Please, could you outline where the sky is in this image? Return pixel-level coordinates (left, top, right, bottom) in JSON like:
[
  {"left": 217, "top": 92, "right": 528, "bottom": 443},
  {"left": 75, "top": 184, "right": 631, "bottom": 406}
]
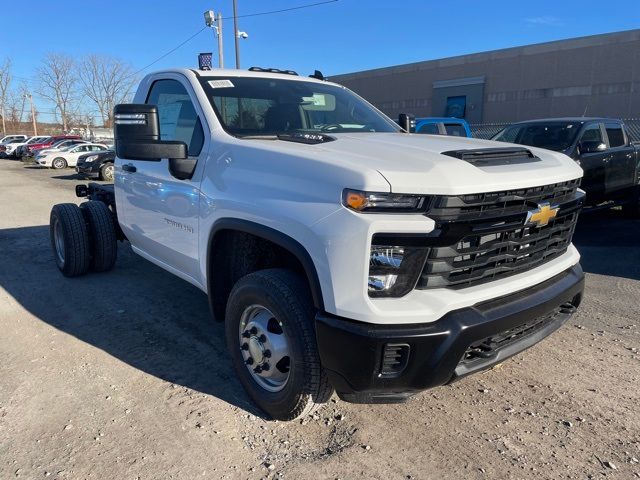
[{"left": 2, "top": 0, "right": 639, "bottom": 123}]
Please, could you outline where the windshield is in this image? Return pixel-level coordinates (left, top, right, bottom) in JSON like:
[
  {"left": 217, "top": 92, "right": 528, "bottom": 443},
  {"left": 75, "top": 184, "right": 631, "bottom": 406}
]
[
  {"left": 199, "top": 77, "right": 400, "bottom": 137},
  {"left": 492, "top": 122, "right": 581, "bottom": 151}
]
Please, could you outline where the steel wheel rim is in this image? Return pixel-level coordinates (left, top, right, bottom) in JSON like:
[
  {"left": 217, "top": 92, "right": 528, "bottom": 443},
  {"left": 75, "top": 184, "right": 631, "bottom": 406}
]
[
  {"left": 238, "top": 305, "right": 291, "bottom": 392},
  {"left": 53, "top": 217, "right": 65, "bottom": 265}
]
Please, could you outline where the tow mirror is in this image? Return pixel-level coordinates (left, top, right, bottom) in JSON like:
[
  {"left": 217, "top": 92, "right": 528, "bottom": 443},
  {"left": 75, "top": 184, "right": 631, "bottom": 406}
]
[
  {"left": 578, "top": 141, "right": 606, "bottom": 154},
  {"left": 113, "top": 104, "right": 187, "bottom": 161},
  {"left": 397, "top": 113, "right": 416, "bottom": 133}
]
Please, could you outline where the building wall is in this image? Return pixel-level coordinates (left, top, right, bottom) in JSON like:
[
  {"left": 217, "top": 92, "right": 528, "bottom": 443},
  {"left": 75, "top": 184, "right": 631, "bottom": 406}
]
[{"left": 331, "top": 29, "right": 640, "bottom": 123}]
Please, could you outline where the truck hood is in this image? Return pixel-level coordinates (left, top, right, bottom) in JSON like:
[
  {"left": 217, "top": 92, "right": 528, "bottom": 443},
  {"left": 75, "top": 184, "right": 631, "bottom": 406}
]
[{"left": 306, "top": 133, "right": 583, "bottom": 195}]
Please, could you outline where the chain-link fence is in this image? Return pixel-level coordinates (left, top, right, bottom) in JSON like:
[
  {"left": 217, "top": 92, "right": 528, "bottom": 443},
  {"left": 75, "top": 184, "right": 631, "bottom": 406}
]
[{"left": 470, "top": 119, "right": 640, "bottom": 142}]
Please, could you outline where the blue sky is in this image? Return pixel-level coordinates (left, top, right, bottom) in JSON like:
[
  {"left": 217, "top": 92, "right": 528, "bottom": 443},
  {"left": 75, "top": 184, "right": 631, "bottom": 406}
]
[{"left": 2, "top": 0, "right": 639, "bottom": 121}]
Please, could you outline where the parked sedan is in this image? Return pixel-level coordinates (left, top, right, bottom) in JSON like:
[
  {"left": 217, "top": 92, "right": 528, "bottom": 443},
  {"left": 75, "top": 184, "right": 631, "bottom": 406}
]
[
  {"left": 37, "top": 138, "right": 88, "bottom": 157},
  {"left": 35, "top": 144, "right": 108, "bottom": 169},
  {"left": 76, "top": 149, "right": 115, "bottom": 181}
]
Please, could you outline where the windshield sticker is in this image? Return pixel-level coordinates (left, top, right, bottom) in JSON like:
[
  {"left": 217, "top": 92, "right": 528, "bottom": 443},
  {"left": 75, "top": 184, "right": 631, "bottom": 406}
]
[{"left": 208, "top": 79, "right": 235, "bottom": 89}]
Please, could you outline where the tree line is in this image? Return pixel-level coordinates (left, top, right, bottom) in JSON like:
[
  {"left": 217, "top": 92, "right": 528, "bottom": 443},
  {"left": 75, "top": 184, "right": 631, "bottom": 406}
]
[{"left": 0, "top": 53, "right": 138, "bottom": 134}]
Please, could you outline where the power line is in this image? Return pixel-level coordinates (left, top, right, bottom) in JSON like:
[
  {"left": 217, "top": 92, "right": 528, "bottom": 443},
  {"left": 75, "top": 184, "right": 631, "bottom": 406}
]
[
  {"left": 125, "top": 26, "right": 208, "bottom": 79},
  {"left": 6, "top": 0, "right": 341, "bottom": 94},
  {"left": 221, "top": 0, "right": 338, "bottom": 20}
]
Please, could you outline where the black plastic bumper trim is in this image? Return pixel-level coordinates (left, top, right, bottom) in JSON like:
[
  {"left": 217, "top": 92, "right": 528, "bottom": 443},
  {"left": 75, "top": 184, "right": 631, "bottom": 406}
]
[{"left": 315, "top": 264, "right": 584, "bottom": 403}]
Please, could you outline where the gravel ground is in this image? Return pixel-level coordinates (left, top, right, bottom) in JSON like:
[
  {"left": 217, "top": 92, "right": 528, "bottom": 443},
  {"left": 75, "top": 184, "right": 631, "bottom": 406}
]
[{"left": 0, "top": 159, "right": 639, "bottom": 480}]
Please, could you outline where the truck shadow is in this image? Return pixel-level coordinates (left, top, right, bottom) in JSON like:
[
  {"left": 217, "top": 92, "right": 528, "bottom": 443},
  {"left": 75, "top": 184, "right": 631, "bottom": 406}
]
[
  {"left": 0, "top": 213, "right": 636, "bottom": 418},
  {"left": 573, "top": 208, "right": 640, "bottom": 281},
  {"left": 0, "top": 225, "right": 262, "bottom": 417}
]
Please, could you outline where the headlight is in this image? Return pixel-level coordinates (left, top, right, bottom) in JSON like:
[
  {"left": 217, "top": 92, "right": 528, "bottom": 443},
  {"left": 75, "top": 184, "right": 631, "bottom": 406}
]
[
  {"left": 368, "top": 235, "right": 430, "bottom": 298},
  {"left": 84, "top": 155, "right": 98, "bottom": 162},
  {"left": 343, "top": 189, "right": 429, "bottom": 213}
]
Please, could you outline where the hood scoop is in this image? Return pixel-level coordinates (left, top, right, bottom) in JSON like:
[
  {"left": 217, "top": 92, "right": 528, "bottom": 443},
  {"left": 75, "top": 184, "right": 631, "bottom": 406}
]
[{"left": 441, "top": 147, "right": 541, "bottom": 166}]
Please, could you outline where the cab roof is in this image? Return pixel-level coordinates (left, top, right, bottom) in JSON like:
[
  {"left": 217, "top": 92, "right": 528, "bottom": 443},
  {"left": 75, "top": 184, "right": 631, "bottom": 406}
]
[{"left": 152, "top": 67, "right": 339, "bottom": 87}]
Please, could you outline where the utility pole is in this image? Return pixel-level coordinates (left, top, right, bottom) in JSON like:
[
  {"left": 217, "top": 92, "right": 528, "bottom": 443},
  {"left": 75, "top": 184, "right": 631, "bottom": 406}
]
[
  {"left": 216, "top": 12, "right": 224, "bottom": 68},
  {"left": 233, "top": 0, "right": 240, "bottom": 69},
  {"left": 24, "top": 93, "right": 37, "bottom": 136}
]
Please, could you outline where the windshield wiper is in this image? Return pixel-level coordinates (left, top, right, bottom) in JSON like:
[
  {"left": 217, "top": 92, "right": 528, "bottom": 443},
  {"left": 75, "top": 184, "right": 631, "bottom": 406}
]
[
  {"left": 237, "top": 134, "right": 279, "bottom": 140},
  {"left": 277, "top": 133, "right": 336, "bottom": 145}
]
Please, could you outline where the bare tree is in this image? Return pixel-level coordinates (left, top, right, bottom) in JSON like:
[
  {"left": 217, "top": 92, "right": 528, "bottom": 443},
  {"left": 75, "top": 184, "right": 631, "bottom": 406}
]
[
  {"left": 0, "top": 57, "right": 12, "bottom": 134},
  {"left": 37, "top": 53, "right": 77, "bottom": 131},
  {"left": 78, "top": 54, "right": 137, "bottom": 128}
]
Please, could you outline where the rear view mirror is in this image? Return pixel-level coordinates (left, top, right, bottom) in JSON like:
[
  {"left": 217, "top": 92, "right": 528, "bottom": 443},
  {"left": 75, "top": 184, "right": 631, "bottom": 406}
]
[
  {"left": 114, "top": 104, "right": 187, "bottom": 161},
  {"left": 578, "top": 141, "right": 606, "bottom": 154}
]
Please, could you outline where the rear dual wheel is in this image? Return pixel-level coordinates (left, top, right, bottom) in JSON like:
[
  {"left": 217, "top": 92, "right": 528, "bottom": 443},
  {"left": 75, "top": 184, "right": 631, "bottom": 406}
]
[{"left": 49, "top": 201, "right": 117, "bottom": 277}]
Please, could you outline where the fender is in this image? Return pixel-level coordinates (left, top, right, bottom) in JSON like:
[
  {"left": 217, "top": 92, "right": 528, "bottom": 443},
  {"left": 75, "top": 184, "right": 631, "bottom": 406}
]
[{"left": 206, "top": 218, "right": 325, "bottom": 311}]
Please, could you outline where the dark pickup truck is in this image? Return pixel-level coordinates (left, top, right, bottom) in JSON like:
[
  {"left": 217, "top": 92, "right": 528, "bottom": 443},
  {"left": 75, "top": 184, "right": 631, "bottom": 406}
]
[{"left": 493, "top": 118, "right": 640, "bottom": 215}]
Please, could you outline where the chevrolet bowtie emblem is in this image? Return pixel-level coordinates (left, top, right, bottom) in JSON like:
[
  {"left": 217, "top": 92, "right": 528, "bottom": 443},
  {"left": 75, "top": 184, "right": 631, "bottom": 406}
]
[{"left": 526, "top": 202, "right": 559, "bottom": 227}]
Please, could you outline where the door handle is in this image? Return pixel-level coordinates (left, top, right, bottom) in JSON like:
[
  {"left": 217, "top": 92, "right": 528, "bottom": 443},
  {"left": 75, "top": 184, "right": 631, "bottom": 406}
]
[{"left": 122, "top": 164, "right": 137, "bottom": 173}]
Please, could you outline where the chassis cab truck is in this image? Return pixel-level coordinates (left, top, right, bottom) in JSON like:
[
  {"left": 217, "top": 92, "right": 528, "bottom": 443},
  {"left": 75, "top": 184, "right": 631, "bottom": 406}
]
[{"left": 49, "top": 67, "right": 585, "bottom": 420}]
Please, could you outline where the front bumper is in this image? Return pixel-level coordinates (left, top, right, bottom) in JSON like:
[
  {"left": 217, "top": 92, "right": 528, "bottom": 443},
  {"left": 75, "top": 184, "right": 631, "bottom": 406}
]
[
  {"left": 76, "top": 164, "right": 100, "bottom": 177},
  {"left": 316, "top": 264, "right": 584, "bottom": 403}
]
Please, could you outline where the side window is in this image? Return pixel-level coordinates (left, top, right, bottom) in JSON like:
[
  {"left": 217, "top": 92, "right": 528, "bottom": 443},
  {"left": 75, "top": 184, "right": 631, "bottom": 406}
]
[
  {"left": 417, "top": 123, "right": 439, "bottom": 135},
  {"left": 444, "top": 123, "right": 467, "bottom": 137},
  {"left": 146, "top": 79, "right": 204, "bottom": 156},
  {"left": 605, "top": 123, "right": 625, "bottom": 148},
  {"left": 579, "top": 124, "right": 603, "bottom": 144}
]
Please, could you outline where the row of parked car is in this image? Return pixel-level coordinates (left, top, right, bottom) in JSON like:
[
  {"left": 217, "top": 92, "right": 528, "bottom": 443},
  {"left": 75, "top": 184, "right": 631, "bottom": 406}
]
[{"left": 0, "top": 134, "right": 116, "bottom": 181}]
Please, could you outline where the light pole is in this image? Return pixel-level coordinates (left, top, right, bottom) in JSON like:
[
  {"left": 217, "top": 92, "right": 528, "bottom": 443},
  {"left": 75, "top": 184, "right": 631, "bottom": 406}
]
[
  {"left": 204, "top": 10, "right": 224, "bottom": 68},
  {"left": 233, "top": 0, "right": 240, "bottom": 69},
  {"left": 23, "top": 93, "right": 37, "bottom": 136}
]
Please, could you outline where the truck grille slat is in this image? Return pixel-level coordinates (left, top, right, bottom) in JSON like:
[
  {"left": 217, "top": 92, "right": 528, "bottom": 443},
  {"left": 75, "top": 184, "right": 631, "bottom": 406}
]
[{"left": 417, "top": 180, "right": 583, "bottom": 290}]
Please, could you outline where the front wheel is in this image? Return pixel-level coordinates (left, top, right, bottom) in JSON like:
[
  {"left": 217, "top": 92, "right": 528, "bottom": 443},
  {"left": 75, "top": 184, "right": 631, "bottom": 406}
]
[
  {"left": 51, "top": 157, "right": 67, "bottom": 169},
  {"left": 100, "top": 163, "right": 114, "bottom": 182},
  {"left": 225, "top": 269, "right": 333, "bottom": 420}
]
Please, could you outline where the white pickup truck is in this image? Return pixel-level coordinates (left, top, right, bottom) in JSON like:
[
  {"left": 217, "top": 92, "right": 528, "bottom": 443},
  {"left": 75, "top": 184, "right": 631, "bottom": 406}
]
[{"left": 49, "top": 67, "right": 585, "bottom": 420}]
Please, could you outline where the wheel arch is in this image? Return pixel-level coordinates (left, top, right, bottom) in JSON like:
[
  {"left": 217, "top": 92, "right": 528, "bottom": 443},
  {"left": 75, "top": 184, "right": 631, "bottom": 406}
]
[{"left": 206, "top": 218, "right": 325, "bottom": 320}]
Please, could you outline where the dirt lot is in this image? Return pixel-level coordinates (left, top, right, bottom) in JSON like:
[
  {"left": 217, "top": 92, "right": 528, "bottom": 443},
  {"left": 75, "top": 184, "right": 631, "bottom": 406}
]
[{"left": 0, "top": 159, "right": 639, "bottom": 480}]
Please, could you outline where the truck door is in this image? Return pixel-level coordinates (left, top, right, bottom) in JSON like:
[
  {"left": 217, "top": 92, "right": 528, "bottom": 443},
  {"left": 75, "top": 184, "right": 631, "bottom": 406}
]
[
  {"left": 116, "top": 77, "right": 207, "bottom": 283},
  {"left": 603, "top": 122, "right": 637, "bottom": 194},
  {"left": 576, "top": 123, "right": 607, "bottom": 200}
]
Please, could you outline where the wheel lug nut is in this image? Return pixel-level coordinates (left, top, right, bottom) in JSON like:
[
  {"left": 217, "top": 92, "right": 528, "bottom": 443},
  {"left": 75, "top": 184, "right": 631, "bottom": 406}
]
[
  {"left": 249, "top": 327, "right": 258, "bottom": 335},
  {"left": 241, "top": 330, "right": 250, "bottom": 338},
  {"left": 261, "top": 363, "right": 270, "bottom": 371},
  {"left": 263, "top": 350, "right": 271, "bottom": 358},
  {"left": 259, "top": 334, "right": 267, "bottom": 343},
  {"left": 253, "top": 366, "right": 262, "bottom": 373},
  {"left": 245, "top": 357, "right": 254, "bottom": 365},
  {"left": 241, "top": 343, "right": 249, "bottom": 351}
]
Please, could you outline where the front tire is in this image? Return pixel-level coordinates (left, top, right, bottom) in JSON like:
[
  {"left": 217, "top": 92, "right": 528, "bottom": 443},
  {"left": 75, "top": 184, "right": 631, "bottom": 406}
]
[
  {"left": 225, "top": 269, "right": 333, "bottom": 420},
  {"left": 52, "top": 157, "right": 67, "bottom": 169},
  {"left": 80, "top": 201, "right": 117, "bottom": 272},
  {"left": 50, "top": 204, "right": 90, "bottom": 277},
  {"left": 100, "top": 163, "right": 114, "bottom": 182}
]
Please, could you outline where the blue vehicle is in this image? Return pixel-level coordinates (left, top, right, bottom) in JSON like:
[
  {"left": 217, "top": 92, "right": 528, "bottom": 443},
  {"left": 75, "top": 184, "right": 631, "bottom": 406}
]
[{"left": 414, "top": 117, "right": 472, "bottom": 137}]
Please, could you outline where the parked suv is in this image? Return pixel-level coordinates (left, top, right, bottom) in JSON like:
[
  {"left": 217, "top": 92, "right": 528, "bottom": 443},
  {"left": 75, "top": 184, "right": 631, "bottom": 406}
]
[
  {"left": 492, "top": 118, "right": 640, "bottom": 214},
  {"left": 49, "top": 68, "right": 585, "bottom": 420},
  {"left": 76, "top": 149, "right": 115, "bottom": 181}
]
